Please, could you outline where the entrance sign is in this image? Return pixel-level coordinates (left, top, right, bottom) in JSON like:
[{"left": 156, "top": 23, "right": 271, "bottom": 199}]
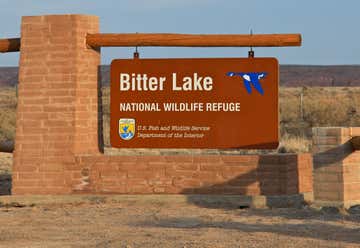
[{"left": 110, "top": 58, "right": 278, "bottom": 149}]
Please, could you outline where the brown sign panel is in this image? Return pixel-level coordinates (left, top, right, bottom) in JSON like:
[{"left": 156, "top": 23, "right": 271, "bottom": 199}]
[{"left": 110, "top": 58, "right": 278, "bottom": 149}]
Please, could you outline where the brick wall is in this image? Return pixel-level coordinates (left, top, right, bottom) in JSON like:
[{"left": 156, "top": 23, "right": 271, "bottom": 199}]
[
  {"left": 313, "top": 127, "right": 360, "bottom": 207},
  {"left": 12, "top": 14, "right": 313, "bottom": 196},
  {"left": 71, "top": 153, "right": 313, "bottom": 195}
]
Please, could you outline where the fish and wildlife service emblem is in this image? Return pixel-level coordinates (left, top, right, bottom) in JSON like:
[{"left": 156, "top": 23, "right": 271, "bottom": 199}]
[{"left": 119, "top": 118, "right": 135, "bottom": 140}]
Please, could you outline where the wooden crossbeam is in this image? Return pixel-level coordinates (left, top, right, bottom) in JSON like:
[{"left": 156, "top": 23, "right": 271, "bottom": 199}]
[
  {"left": 86, "top": 33, "right": 302, "bottom": 47},
  {"left": 0, "top": 33, "right": 301, "bottom": 53},
  {"left": 0, "top": 38, "right": 20, "bottom": 53}
]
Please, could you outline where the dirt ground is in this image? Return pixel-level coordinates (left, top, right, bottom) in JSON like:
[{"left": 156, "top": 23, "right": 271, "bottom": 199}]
[
  {"left": 0, "top": 196, "right": 358, "bottom": 248},
  {"left": 0, "top": 153, "right": 360, "bottom": 247}
]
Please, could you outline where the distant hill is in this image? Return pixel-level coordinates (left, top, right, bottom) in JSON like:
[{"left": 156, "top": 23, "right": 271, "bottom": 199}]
[
  {"left": 280, "top": 65, "right": 360, "bottom": 87},
  {"left": 1, "top": 65, "right": 360, "bottom": 87}
]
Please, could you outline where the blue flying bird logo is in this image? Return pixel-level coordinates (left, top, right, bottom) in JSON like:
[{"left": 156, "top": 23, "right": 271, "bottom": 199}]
[{"left": 227, "top": 72, "right": 267, "bottom": 95}]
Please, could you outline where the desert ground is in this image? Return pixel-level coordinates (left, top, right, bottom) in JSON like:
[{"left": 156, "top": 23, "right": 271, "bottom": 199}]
[
  {"left": 0, "top": 152, "right": 360, "bottom": 247},
  {"left": 0, "top": 193, "right": 360, "bottom": 247}
]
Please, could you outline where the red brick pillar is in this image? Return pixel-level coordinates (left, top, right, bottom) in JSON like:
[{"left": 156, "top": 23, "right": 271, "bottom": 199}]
[
  {"left": 313, "top": 127, "right": 360, "bottom": 208},
  {"left": 12, "top": 15, "right": 100, "bottom": 194}
]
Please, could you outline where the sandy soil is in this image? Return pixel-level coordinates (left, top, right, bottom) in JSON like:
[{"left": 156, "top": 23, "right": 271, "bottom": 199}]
[
  {"left": 0, "top": 197, "right": 359, "bottom": 248},
  {"left": 0, "top": 153, "right": 359, "bottom": 247}
]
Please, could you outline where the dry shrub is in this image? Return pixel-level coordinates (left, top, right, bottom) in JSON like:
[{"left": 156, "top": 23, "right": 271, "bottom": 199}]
[
  {"left": 0, "top": 88, "right": 16, "bottom": 142},
  {"left": 101, "top": 87, "right": 110, "bottom": 115},
  {"left": 278, "top": 134, "right": 311, "bottom": 153},
  {"left": 101, "top": 87, "right": 111, "bottom": 147},
  {"left": 279, "top": 88, "right": 303, "bottom": 136},
  {"left": 0, "top": 110, "right": 15, "bottom": 141},
  {"left": 303, "top": 88, "right": 349, "bottom": 126},
  {"left": 280, "top": 87, "right": 360, "bottom": 137},
  {"left": 103, "top": 115, "right": 110, "bottom": 147}
]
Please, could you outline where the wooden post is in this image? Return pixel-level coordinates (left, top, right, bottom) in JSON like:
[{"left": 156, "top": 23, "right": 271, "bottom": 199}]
[{"left": 86, "top": 33, "right": 302, "bottom": 47}]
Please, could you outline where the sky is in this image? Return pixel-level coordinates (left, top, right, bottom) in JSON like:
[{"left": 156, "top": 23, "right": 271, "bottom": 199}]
[{"left": 0, "top": 0, "right": 359, "bottom": 66}]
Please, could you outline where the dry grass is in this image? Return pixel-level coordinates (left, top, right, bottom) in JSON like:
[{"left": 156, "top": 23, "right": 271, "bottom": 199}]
[
  {"left": 1, "top": 86, "right": 360, "bottom": 154},
  {"left": 280, "top": 87, "right": 360, "bottom": 137},
  {"left": 277, "top": 134, "right": 311, "bottom": 153},
  {"left": 0, "top": 88, "right": 16, "bottom": 142}
]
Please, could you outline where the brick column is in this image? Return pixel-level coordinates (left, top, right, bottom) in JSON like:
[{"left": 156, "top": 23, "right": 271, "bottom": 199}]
[
  {"left": 313, "top": 127, "right": 360, "bottom": 208},
  {"left": 12, "top": 15, "right": 100, "bottom": 194}
]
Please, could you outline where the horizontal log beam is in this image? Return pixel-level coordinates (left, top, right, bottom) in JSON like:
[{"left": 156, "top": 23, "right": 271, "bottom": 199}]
[
  {"left": 0, "top": 38, "right": 20, "bottom": 53},
  {"left": 350, "top": 136, "right": 360, "bottom": 150},
  {"left": 1, "top": 33, "right": 302, "bottom": 53},
  {"left": 86, "top": 33, "right": 302, "bottom": 47}
]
